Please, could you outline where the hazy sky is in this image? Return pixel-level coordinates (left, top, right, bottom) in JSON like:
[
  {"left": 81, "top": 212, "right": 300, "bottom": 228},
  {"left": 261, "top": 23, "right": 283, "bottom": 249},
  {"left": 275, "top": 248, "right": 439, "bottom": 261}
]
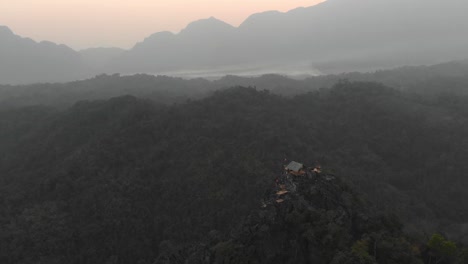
[{"left": 1, "top": 0, "right": 324, "bottom": 50}]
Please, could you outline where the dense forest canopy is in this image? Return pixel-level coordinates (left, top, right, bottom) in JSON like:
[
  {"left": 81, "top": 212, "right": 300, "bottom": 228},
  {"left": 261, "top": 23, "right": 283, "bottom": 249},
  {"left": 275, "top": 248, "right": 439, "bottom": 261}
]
[
  {"left": 1, "top": 60, "right": 468, "bottom": 110},
  {"left": 1, "top": 75, "right": 468, "bottom": 263}
]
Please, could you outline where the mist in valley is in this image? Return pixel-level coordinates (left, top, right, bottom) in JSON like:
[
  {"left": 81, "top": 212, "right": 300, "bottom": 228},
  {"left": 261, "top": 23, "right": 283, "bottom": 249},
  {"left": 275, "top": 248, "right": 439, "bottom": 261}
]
[{"left": 1, "top": 0, "right": 468, "bottom": 263}]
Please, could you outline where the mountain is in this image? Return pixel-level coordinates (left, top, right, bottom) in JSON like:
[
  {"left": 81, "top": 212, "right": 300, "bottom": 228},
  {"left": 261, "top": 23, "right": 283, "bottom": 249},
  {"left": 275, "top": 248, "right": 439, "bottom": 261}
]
[
  {"left": 110, "top": 0, "right": 468, "bottom": 76},
  {"left": 0, "top": 26, "right": 89, "bottom": 84},
  {"left": 2, "top": 60, "right": 468, "bottom": 109},
  {"left": 2, "top": 83, "right": 468, "bottom": 263},
  {"left": 2, "top": 0, "right": 468, "bottom": 84},
  {"left": 0, "top": 74, "right": 215, "bottom": 109},
  {"left": 112, "top": 17, "right": 237, "bottom": 73},
  {"left": 157, "top": 172, "right": 422, "bottom": 264}
]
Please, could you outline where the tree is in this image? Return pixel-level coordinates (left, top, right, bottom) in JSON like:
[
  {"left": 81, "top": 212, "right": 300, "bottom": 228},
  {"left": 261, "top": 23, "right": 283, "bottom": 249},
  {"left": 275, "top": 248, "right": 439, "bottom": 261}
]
[{"left": 427, "top": 233, "right": 457, "bottom": 264}]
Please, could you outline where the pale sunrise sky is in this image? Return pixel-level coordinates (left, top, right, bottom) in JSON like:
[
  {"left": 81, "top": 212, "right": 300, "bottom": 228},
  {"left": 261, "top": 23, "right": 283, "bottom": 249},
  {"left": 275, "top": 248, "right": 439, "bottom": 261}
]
[{"left": 0, "top": 0, "right": 324, "bottom": 50}]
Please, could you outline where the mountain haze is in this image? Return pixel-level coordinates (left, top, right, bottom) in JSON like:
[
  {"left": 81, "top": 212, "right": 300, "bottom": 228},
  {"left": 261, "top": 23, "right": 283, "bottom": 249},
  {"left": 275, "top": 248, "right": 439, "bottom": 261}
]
[
  {"left": 1, "top": 0, "right": 468, "bottom": 84},
  {"left": 3, "top": 60, "right": 468, "bottom": 109},
  {"left": 4, "top": 1, "right": 468, "bottom": 263},
  {"left": 0, "top": 26, "right": 88, "bottom": 84},
  {"left": 3, "top": 84, "right": 468, "bottom": 263},
  {"left": 79, "top": 47, "right": 125, "bottom": 70},
  {"left": 111, "top": 0, "right": 468, "bottom": 75}
]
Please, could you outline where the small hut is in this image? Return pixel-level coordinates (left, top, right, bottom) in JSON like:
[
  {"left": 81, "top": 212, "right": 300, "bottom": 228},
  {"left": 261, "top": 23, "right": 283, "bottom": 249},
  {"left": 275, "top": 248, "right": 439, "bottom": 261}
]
[{"left": 285, "top": 161, "right": 306, "bottom": 176}]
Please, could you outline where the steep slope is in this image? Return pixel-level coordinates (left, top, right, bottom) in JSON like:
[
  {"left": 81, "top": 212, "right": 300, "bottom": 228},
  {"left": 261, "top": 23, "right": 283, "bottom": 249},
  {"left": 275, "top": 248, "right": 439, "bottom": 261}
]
[
  {"left": 0, "top": 26, "right": 89, "bottom": 84},
  {"left": 112, "top": 17, "right": 237, "bottom": 73}
]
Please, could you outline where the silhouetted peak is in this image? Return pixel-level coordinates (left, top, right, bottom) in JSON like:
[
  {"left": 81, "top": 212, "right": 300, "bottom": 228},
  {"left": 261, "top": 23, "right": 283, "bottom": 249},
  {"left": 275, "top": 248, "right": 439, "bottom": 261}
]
[
  {"left": 39, "top": 40, "right": 63, "bottom": 49},
  {"left": 132, "top": 31, "right": 175, "bottom": 49},
  {"left": 146, "top": 31, "right": 175, "bottom": 41},
  {"left": 287, "top": 0, "right": 333, "bottom": 14},
  {"left": 180, "top": 17, "right": 234, "bottom": 35},
  {"left": 0, "top": 25, "right": 14, "bottom": 37},
  {"left": 239, "top": 10, "right": 283, "bottom": 28}
]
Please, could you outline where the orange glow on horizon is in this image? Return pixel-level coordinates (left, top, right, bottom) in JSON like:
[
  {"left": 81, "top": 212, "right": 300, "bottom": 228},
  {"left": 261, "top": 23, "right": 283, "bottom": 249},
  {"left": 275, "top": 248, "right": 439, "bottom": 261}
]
[{"left": 0, "top": 0, "right": 325, "bottom": 50}]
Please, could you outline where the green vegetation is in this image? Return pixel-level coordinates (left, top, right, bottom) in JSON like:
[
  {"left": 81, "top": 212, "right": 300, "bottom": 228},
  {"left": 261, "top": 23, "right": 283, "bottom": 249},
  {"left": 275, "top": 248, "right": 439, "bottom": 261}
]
[
  {"left": 1, "top": 60, "right": 468, "bottom": 109},
  {"left": 2, "top": 77, "right": 468, "bottom": 263},
  {"left": 351, "top": 240, "right": 373, "bottom": 262},
  {"left": 427, "top": 234, "right": 457, "bottom": 264}
]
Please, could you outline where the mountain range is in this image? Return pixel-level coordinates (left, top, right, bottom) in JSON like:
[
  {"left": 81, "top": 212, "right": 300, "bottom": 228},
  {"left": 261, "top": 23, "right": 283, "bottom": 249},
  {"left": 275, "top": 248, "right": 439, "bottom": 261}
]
[
  {"left": 1, "top": 0, "right": 468, "bottom": 84},
  {"left": 0, "top": 26, "right": 89, "bottom": 84}
]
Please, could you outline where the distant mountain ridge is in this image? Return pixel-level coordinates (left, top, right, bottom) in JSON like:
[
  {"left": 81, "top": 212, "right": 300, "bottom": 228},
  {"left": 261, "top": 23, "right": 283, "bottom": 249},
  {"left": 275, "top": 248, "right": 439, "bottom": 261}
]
[
  {"left": 111, "top": 0, "right": 468, "bottom": 75},
  {"left": 1, "top": 0, "right": 468, "bottom": 84},
  {"left": 0, "top": 25, "right": 88, "bottom": 84}
]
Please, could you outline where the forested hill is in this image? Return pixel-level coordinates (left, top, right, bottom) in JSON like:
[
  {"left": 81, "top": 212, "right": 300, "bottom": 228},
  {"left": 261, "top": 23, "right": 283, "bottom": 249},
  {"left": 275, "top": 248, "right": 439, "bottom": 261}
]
[
  {"left": 157, "top": 171, "right": 423, "bottom": 264},
  {"left": 1, "top": 60, "right": 468, "bottom": 110},
  {"left": 2, "top": 82, "right": 468, "bottom": 263}
]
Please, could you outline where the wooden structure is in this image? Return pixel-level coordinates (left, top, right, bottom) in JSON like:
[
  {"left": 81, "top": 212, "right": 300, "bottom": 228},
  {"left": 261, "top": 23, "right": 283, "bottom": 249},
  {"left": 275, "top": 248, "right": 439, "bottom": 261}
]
[{"left": 285, "top": 161, "right": 306, "bottom": 176}]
